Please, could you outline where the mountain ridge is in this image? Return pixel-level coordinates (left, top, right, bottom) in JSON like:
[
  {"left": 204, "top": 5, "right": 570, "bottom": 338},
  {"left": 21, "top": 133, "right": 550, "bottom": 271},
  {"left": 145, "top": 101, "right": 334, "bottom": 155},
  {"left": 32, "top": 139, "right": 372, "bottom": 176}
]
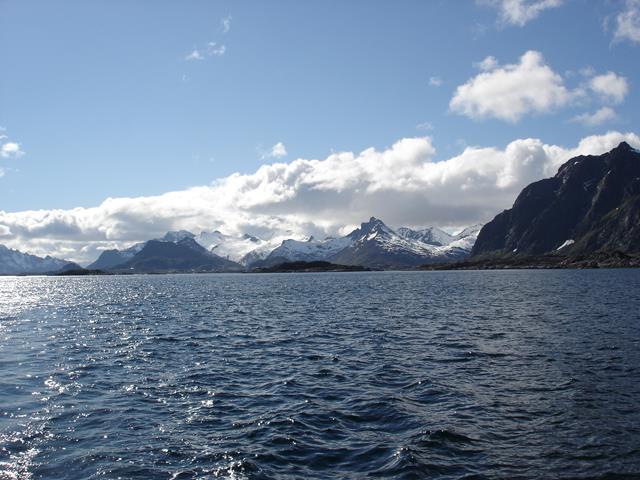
[
  {"left": 472, "top": 142, "right": 640, "bottom": 258},
  {"left": 0, "top": 244, "right": 79, "bottom": 275},
  {"left": 82, "top": 217, "right": 482, "bottom": 272}
]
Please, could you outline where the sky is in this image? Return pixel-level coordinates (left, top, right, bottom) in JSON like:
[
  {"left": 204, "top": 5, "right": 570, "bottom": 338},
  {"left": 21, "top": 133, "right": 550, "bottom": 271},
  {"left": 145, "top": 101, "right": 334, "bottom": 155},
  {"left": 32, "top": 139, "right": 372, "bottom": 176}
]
[{"left": 1, "top": 0, "right": 640, "bottom": 263}]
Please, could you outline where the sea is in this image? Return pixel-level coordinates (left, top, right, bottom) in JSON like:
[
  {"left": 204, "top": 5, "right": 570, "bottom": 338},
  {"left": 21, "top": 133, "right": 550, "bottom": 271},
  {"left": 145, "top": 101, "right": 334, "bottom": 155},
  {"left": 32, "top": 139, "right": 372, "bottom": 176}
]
[{"left": 1, "top": 270, "right": 639, "bottom": 479}]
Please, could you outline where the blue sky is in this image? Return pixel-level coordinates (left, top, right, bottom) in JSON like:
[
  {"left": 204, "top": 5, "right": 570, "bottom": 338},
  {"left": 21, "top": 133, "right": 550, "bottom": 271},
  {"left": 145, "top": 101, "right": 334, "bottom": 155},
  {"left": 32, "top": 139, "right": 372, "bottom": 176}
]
[{"left": 1, "top": 0, "right": 639, "bottom": 262}]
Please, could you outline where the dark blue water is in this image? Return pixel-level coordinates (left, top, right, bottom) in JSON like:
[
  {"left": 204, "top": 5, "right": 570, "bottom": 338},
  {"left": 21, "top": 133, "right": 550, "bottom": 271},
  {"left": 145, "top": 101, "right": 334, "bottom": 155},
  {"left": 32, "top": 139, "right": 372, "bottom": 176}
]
[{"left": 1, "top": 270, "right": 639, "bottom": 479}]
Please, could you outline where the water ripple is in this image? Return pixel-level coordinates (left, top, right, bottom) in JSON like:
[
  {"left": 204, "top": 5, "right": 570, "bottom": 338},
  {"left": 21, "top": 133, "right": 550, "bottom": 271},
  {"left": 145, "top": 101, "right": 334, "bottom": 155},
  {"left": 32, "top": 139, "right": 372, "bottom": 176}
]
[{"left": 0, "top": 270, "right": 639, "bottom": 479}]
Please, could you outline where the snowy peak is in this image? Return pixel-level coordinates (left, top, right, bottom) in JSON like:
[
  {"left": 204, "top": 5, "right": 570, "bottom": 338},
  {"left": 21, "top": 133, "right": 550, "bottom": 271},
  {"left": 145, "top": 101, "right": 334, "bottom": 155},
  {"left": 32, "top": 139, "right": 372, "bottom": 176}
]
[
  {"left": 263, "top": 235, "right": 354, "bottom": 265},
  {"left": 195, "top": 230, "right": 278, "bottom": 264},
  {"left": 355, "top": 217, "right": 394, "bottom": 238},
  {"left": 397, "top": 226, "right": 453, "bottom": 246},
  {"left": 454, "top": 224, "right": 483, "bottom": 240}
]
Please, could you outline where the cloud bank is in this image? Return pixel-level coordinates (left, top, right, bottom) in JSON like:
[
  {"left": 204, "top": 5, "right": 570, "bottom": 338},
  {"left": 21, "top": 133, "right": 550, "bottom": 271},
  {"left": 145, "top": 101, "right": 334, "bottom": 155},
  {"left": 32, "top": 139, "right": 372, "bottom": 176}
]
[{"left": 1, "top": 131, "right": 638, "bottom": 264}]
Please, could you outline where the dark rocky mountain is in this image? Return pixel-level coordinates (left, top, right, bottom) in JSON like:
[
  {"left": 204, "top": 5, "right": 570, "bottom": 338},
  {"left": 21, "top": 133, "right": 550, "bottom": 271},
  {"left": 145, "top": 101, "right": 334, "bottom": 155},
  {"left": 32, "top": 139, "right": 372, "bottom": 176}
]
[
  {"left": 114, "top": 238, "right": 243, "bottom": 273},
  {"left": 87, "top": 244, "right": 144, "bottom": 270},
  {"left": 0, "top": 244, "right": 80, "bottom": 275},
  {"left": 472, "top": 142, "right": 640, "bottom": 258}
]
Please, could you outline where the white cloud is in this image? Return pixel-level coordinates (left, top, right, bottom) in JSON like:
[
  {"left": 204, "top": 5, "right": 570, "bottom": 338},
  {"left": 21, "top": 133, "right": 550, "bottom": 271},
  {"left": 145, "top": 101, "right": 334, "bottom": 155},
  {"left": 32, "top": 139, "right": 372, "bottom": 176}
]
[
  {"left": 1, "top": 142, "right": 23, "bottom": 158},
  {"left": 589, "top": 72, "right": 629, "bottom": 104},
  {"left": 1, "top": 131, "right": 638, "bottom": 264},
  {"left": 185, "top": 43, "right": 226, "bottom": 62},
  {"left": 185, "top": 49, "right": 204, "bottom": 61},
  {"left": 262, "top": 142, "right": 287, "bottom": 159},
  {"left": 571, "top": 107, "right": 617, "bottom": 127},
  {"left": 483, "top": 0, "right": 564, "bottom": 26},
  {"left": 614, "top": 0, "right": 640, "bottom": 44},
  {"left": 450, "top": 50, "right": 575, "bottom": 122},
  {"left": 207, "top": 42, "right": 226, "bottom": 57},
  {"left": 0, "top": 129, "right": 24, "bottom": 161},
  {"left": 474, "top": 55, "right": 499, "bottom": 71},
  {"left": 429, "top": 76, "right": 443, "bottom": 87},
  {"left": 222, "top": 15, "right": 232, "bottom": 34},
  {"left": 0, "top": 225, "right": 10, "bottom": 236}
]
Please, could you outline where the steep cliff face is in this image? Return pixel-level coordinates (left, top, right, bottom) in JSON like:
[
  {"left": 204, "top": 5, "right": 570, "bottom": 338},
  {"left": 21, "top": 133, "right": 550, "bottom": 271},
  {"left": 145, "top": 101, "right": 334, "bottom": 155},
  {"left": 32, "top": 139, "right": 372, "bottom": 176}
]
[{"left": 472, "top": 142, "right": 640, "bottom": 258}]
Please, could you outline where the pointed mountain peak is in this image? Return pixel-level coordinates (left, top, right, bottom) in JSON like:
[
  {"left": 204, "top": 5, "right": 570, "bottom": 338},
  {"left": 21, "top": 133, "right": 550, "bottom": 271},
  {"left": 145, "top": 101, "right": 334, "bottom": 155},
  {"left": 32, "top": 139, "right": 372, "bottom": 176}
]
[
  {"left": 360, "top": 217, "right": 387, "bottom": 230},
  {"left": 355, "top": 217, "right": 395, "bottom": 238},
  {"left": 611, "top": 141, "right": 640, "bottom": 155}
]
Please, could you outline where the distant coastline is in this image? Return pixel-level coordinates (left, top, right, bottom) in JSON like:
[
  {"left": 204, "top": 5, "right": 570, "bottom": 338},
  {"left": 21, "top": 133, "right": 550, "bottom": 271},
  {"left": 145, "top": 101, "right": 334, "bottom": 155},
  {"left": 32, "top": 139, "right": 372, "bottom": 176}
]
[
  {"left": 419, "top": 251, "right": 640, "bottom": 270},
  {"left": 29, "top": 252, "right": 636, "bottom": 276}
]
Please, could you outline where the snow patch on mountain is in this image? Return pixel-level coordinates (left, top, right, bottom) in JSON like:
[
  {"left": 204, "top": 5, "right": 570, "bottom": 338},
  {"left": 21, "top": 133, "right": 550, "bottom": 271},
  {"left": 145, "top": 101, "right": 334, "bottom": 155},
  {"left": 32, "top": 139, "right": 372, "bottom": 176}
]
[
  {"left": 194, "top": 230, "right": 283, "bottom": 265},
  {"left": 265, "top": 235, "right": 355, "bottom": 263}
]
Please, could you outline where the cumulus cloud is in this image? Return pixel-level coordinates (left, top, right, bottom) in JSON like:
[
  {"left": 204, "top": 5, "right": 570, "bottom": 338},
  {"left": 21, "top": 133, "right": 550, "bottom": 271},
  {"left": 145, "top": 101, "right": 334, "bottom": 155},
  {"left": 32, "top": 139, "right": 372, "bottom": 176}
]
[
  {"left": 482, "top": 0, "right": 564, "bottom": 26},
  {"left": 614, "top": 0, "right": 640, "bottom": 44},
  {"left": 571, "top": 107, "right": 617, "bottom": 127},
  {"left": 589, "top": 72, "right": 629, "bottom": 104},
  {"left": 450, "top": 50, "right": 575, "bottom": 122},
  {"left": 1, "top": 131, "right": 638, "bottom": 264}
]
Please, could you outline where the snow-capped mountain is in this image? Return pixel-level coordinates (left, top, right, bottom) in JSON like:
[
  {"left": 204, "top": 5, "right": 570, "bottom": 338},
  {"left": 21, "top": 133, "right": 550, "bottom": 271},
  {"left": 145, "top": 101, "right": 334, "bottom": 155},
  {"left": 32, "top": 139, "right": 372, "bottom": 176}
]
[
  {"left": 330, "top": 217, "right": 470, "bottom": 268},
  {"left": 194, "top": 230, "right": 280, "bottom": 265},
  {"left": 396, "top": 226, "right": 454, "bottom": 246},
  {"left": 261, "top": 235, "right": 355, "bottom": 265},
  {"left": 86, "top": 218, "right": 482, "bottom": 271},
  {"left": 247, "top": 217, "right": 482, "bottom": 269},
  {"left": 0, "top": 244, "right": 78, "bottom": 275},
  {"left": 449, "top": 224, "right": 483, "bottom": 251}
]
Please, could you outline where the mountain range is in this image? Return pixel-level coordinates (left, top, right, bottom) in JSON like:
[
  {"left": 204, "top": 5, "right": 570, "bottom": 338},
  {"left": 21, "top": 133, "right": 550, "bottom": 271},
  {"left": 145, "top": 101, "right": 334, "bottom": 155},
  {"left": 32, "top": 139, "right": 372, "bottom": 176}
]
[
  {"left": 81, "top": 217, "right": 481, "bottom": 273},
  {"left": 0, "top": 217, "right": 481, "bottom": 274},
  {"left": 0, "top": 244, "right": 79, "bottom": 275}
]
